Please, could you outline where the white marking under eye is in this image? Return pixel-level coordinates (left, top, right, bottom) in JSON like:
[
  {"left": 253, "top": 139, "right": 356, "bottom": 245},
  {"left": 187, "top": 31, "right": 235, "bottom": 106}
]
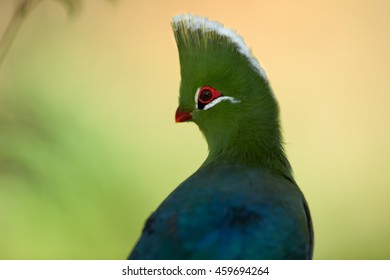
[
  {"left": 194, "top": 87, "right": 241, "bottom": 110},
  {"left": 203, "top": 96, "right": 241, "bottom": 110}
]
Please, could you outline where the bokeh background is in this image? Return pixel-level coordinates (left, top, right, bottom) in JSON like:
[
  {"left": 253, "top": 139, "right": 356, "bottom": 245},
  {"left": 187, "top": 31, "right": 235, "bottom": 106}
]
[{"left": 0, "top": 0, "right": 389, "bottom": 259}]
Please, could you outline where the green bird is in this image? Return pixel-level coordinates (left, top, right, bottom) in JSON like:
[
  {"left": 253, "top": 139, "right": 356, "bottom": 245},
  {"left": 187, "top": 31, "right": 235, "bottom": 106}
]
[{"left": 128, "top": 14, "right": 313, "bottom": 260}]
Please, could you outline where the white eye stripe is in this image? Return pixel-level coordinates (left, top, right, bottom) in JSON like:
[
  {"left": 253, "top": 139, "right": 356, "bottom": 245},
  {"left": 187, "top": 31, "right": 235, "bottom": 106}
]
[
  {"left": 194, "top": 87, "right": 241, "bottom": 110},
  {"left": 203, "top": 96, "right": 240, "bottom": 110},
  {"left": 194, "top": 87, "right": 201, "bottom": 108}
]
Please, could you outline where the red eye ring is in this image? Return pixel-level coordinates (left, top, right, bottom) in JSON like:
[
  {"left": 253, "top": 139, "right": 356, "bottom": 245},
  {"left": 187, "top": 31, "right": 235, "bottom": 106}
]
[{"left": 197, "top": 86, "right": 222, "bottom": 109}]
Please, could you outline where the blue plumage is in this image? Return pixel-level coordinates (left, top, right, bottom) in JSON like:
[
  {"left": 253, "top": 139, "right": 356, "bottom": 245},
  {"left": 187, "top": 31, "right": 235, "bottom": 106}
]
[{"left": 129, "top": 164, "right": 312, "bottom": 259}]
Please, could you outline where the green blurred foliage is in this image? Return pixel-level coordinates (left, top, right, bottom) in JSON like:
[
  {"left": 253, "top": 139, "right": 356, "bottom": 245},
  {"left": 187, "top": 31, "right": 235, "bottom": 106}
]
[
  {"left": 0, "top": 0, "right": 153, "bottom": 259},
  {"left": 0, "top": 87, "right": 149, "bottom": 259}
]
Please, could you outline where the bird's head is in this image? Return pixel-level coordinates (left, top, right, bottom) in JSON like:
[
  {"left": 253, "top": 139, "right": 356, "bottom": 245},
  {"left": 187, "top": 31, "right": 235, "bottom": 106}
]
[{"left": 172, "top": 14, "right": 285, "bottom": 166}]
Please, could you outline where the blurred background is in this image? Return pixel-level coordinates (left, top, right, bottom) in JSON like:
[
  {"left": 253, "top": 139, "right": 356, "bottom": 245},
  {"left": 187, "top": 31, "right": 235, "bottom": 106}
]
[{"left": 0, "top": 0, "right": 389, "bottom": 259}]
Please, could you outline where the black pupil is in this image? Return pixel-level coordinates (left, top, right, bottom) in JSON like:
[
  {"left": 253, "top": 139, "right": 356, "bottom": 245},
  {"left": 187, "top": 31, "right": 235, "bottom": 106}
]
[{"left": 199, "top": 89, "right": 213, "bottom": 102}]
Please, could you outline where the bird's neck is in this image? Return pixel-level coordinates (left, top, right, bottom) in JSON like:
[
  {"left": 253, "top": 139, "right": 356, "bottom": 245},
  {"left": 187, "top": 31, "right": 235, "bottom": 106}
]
[{"left": 201, "top": 117, "right": 293, "bottom": 179}]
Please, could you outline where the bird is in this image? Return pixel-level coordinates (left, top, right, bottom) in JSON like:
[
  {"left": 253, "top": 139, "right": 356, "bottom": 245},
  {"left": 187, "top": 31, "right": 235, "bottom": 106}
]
[{"left": 128, "top": 14, "right": 313, "bottom": 260}]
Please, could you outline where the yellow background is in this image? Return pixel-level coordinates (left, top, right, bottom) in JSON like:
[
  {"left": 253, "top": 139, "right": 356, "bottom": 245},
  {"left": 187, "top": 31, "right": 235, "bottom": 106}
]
[{"left": 0, "top": 0, "right": 389, "bottom": 259}]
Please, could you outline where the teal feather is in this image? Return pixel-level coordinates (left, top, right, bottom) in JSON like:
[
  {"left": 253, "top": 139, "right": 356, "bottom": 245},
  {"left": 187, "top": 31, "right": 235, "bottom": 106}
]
[
  {"left": 128, "top": 14, "right": 313, "bottom": 260},
  {"left": 130, "top": 165, "right": 312, "bottom": 259}
]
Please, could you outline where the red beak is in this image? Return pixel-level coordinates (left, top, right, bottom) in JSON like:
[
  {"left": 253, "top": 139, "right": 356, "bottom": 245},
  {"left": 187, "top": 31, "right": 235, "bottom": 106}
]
[{"left": 175, "top": 108, "right": 192, "bottom": 123}]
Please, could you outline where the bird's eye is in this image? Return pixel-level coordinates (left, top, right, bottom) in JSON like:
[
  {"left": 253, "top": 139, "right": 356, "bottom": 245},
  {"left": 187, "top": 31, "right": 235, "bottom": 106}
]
[
  {"left": 197, "top": 86, "right": 222, "bottom": 110},
  {"left": 199, "top": 89, "right": 213, "bottom": 103}
]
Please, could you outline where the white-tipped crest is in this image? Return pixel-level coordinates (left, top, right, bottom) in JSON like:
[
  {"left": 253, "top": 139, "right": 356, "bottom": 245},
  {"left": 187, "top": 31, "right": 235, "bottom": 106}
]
[{"left": 172, "top": 14, "right": 268, "bottom": 80}]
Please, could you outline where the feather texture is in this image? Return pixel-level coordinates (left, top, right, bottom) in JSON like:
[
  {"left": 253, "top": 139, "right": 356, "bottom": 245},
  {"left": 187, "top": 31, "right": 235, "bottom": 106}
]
[
  {"left": 172, "top": 14, "right": 267, "bottom": 80},
  {"left": 129, "top": 165, "right": 312, "bottom": 259}
]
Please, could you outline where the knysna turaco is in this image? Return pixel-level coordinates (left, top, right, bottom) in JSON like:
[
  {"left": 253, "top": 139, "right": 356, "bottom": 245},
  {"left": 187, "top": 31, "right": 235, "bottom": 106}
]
[{"left": 128, "top": 14, "right": 313, "bottom": 260}]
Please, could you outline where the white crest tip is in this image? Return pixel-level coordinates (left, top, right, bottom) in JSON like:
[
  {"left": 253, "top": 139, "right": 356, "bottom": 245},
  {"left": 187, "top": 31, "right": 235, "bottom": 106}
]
[{"left": 172, "top": 14, "right": 268, "bottom": 81}]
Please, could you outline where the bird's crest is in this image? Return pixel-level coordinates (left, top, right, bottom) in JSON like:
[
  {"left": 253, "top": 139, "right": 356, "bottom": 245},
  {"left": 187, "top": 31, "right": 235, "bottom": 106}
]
[{"left": 171, "top": 14, "right": 268, "bottom": 81}]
